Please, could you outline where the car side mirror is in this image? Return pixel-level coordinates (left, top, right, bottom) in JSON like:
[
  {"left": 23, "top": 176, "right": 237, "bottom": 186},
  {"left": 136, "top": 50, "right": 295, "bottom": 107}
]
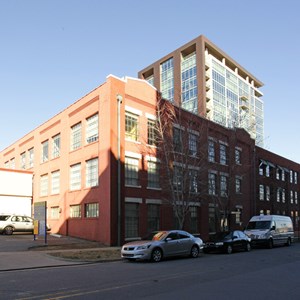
[{"left": 271, "top": 226, "right": 276, "bottom": 231}]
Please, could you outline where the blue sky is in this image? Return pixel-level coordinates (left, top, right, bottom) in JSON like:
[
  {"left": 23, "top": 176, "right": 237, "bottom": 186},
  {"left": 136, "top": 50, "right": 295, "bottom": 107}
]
[{"left": 1, "top": 0, "right": 299, "bottom": 162}]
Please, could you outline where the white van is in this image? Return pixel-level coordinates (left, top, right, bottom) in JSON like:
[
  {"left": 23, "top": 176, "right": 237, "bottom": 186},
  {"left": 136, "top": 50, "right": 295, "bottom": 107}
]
[{"left": 244, "top": 215, "right": 294, "bottom": 248}]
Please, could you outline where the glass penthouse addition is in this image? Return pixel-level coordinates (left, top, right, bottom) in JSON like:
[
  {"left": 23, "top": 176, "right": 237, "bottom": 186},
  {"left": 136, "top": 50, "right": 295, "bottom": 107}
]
[{"left": 138, "top": 35, "right": 264, "bottom": 147}]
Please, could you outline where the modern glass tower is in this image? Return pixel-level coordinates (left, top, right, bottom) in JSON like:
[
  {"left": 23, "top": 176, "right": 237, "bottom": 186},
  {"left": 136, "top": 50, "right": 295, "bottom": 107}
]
[{"left": 138, "top": 35, "right": 264, "bottom": 146}]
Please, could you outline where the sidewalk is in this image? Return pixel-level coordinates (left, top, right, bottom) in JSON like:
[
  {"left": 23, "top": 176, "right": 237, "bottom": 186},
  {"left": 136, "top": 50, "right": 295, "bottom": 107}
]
[{"left": 0, "top": 234, "right": 121, "bottom": 272}]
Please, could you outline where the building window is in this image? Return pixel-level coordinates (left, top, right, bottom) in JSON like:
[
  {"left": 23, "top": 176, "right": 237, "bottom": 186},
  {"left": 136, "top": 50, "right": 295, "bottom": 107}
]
[
  {"left": 295, "top": 172, "right": 298, "bottom": 184},
  {"left": 276, "top": 168, "right": 280, "bottom": 180},
  {"left": 125, "top": 112, "right": 139, "bottom": 141},
  {"left": 20, "top": 152, "right": 26, "bottom": 169},
  {"left": 147, "top": 161, "right": 160, "bottom": 189},
  {"left": 52, "top": 134, "right": 61, "bottom": 159},
  {"left": 10, "top": 158, "right": 15, "bottom": 169},
  {"left": 86, "top": 158, "right": 99, "bottom": 188},
  {"left": 125, "top": 157, "right": 139, "bottom": 186},
  {"left": 266, "top": 186, "right": 270, "bottom": 201},
  {"left": 209, "top": 205, "right": 217, "bottom": 233},
  {"left": 290, "top": 170, "right": 293, "bottom": 184},
  {"left": 125, "top": 203, "right": 139, "bottom": 238},
  {"left": 51, "top": 170, "right": 60, "bottom": 195},
  {"left": 71, "top": 122, "right": 82, "bottom": 151},
  {"left": 208, "top": 172, "right": 217, "bottom": 195},
  {"left": 85, "top": 203, "right": 99, "bottom": 218},
  {"left": 208, "top": 140, "right": 215, "bottom": 162},
  {"left": 220, "top": 175, "right": 228, "bottom": 197},
  {"left": 235, "top": 177, "right": 241, "bottom": 194},
  {"left": 189, "top": 169, "right": 199, "bottom": 193},
  {"left": 189, "top": 133, "right": 198, "bottom": 156},
  {"left": 282, "top": 189, "right": 286, "bottom": 203},
  {"left": 290, "top": 191, "right": 294, "bottom": 204},
  {"left": 277, "top": 188, "right": 280, "bottom": 202},
  {"left": 295, "top": 192, "right": 298, "bottom": 204},
  {"left": 28, "top": 148, "right": 34, "bottom": 168},
  {"left": 181, "top": 52, "right": 197, "bottom": 112},
  {"left": 51, "top": 207, "right": 60, "bottom": 219},
  {"left": 70, "top": 205, "right": 81, "bottom": 218},
  {"left": 86, "top": 113, "right": 99, "bottom": 144},
  {"left": 220, "top": 144, "right": 228, "bottom": 165},
  {"left": 4, "top": 161, "right": 9, "bottom": 168},
  {"left": 40, "top": 174, "right": 48, "bottom": 197},
  {"left": 173, "top": 165, "right": 183, "bottom": 191},
  {"left": 41, "top": 140, "right": 49, "bottom": 163},
  {"left": 235, "top": 148, "right": 241, "bottom": 164},
  {"left": 282, "top": 170, "right": 285, "bottom": 181},
  {"left": 189, "top": 206, "right": 198, "bottom": 233},
  {"left": 70, "top": 163, "right": 81, "bottom": 191},
  {"left": 173, "top": 127, "right": 182, "bottom": 152},
  {"left": 147, "top": 204, "right": 160, "bottom": 233},
  {"left": 160, "top": 58, "right": 174, "bottom": 102},
  {"left": 147, "top": 120, "right": 156, "bottom": 146},
  {"left": 259, "top": 184, "right": 264, "bottom": 201}
]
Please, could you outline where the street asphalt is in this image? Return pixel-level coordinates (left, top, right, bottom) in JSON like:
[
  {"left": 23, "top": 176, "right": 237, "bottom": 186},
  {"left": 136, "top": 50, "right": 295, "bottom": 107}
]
[{"left": 0, "top": 233, "right": 117, "bottom": 272}]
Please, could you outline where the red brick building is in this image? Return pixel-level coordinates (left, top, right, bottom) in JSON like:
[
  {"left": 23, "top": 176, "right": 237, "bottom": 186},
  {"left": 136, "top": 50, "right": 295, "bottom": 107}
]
[{"left": 0, "top": 74, "right": 299, "bottom": 244}]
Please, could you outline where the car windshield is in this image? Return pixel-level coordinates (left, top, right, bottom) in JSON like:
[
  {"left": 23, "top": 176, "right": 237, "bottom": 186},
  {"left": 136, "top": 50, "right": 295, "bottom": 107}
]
[
  {"left": 246, "top": 221, "right": 271, "bottom": 230},
  {"left": 210, "top": 232, "right": 232, "bottom": 241}
]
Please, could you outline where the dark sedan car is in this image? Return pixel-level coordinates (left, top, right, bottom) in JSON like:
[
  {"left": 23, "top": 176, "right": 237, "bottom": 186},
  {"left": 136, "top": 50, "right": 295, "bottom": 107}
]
[{"left": 203, "top": 230, "right": 251, "bottom": 254}]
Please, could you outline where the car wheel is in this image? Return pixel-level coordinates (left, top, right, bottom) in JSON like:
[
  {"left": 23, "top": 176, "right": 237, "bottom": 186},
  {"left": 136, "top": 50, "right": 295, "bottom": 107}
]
[
  {"left": 151, "top": 248, "right": 163, "bottom": 262},
  {"left": 245, "top": 242, "right": 251, "bottom": 252},
  {"left": 226, "top": 245, "right": 233, "bottom": 254},
  {"left": 4, "top": 226, "right": 13, "bottom": 235},
  {"left": 267, "top": 239, "right": 273, "bottom": 249},
  {"left": 285, "top": 238, "right": 291, "bottom": 247},
  {"left": 190, "top": 245, "right": 199, "bottom": 258}
]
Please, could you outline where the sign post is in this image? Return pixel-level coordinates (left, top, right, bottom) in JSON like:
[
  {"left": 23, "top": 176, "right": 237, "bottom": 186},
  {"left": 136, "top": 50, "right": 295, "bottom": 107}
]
[{"left": 33, "top": 201, "right": 47, "bottom": 244}]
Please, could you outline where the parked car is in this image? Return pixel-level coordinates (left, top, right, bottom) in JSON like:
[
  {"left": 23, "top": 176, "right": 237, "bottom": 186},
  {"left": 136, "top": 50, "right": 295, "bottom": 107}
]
[
  {"left": 0, "top": 215, "right": 51, "bottom": 235},
  {"left": 0, "top": 215, "right": 34, "bottom": 235},
  {"left": 121, "top": 230, "right": 204, "bottom": 262},
  {"left": 203, "top": 230, "right": 251, "bottom": 254}
]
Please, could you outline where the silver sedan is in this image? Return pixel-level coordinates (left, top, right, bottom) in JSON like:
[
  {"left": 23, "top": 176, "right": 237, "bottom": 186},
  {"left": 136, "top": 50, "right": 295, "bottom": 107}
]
[{"left": 121, "top": 230, "right": 204, "bottom": 262}]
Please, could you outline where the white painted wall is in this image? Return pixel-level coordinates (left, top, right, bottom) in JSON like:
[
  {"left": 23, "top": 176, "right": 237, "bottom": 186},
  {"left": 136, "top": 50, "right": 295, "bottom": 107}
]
[{"left": 0, "top": 169, "right": 33, "bottom": 216}]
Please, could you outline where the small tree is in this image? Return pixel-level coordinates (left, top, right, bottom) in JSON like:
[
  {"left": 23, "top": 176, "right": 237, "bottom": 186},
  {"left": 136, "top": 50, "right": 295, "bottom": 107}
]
[{"left": 148, "top": 96, "right": 208, "bottom": 230}]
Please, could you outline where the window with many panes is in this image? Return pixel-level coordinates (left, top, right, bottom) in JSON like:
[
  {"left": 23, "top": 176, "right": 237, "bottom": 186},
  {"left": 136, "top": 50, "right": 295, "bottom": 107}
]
[
  {"left": 40, "top": 174, "right": 48, "bottom": 196},
  {"left": 20, "top": 152, "right": 26, "bottom": 169},
  {"left": 85, "top": 203, "right": 99, "bottom": 218},
  {"left": 189, "top": 133, "right": 198, "bottom": 156},
  {"left": 70, "top": 122, "right": 82, "bottom": 151},
  {"left": 173, "top": 165, "right": 183, "bottom": 191},
  {"left": 282, "top": 189, "right": 286, "bottom": 203},
  {"left": 51, "top": 207, "right": 60, "bottom": 219},
  {"left": 41, "top": 140, "right": 49, "bottom": 163},
  {"left": 235, "top": 177, "right": 241, "bottom": 194},
  {"left": 290, "top": 190, "right": 294, "bottom": 204},
  {"left": 125, "top": 112, "right": 139, "bottom": 141},
  {"left": 235, "top": 148, "right": 241, "bottom": 164},
  {"left": 220, "top": 144, "right": 228, "bottom": 165},
  {"left": 173, "top": 127, "right": 182, "bottom": 152},
  {"left": 220, "top": 175, "right": 228, "bottom": 197},
  {"left": 125, "top": 203, "right": 139, "bottom": 238},
  {"left": 259, "top": 184, "right": 264, "bottom": 200},
  {"left": 266, "top": 186, "right": 270, "bottom": 201},
  {"left": 86, "top": 158, "right": 98, "bottom": 187},
  {"left": 147, "top": 204, "right": 160, "bottom": 232},
  {"left": 70, "top": 163, "right": 81, "bottom": 191},
  {"left": 52, "top": 134, "right": 61, "bottom": 159},
  {"left": 147, "top": 161, "right": 160, "bottom": 188},
  {"left": 147, "top": 119, "right": 156, "bottom": 146},
  {"left": 208, "top": 172, "right": 217, "bottom": 195},
  {"left": 51, "top": 170, "right": 60, "bottom": 194},
  {"left": 70, "top": 205, "right": 81, "bottom": 218},
  {"left": 28, "top": 148, "right": 34, "bottom": 168},
  {"left": 189, "top": 169, "right": 199, "bottom": 193},
  {"left": 86, "top": 113, "right": 99, "bottom": 144},
  {"left": 160, "top": 58, "right": 174, "bottom": 102},
  {"left": 125, "top": 157, "right": 139, "bottom": 186},
  {"left": 189, "top": 206, "right": 198, "bottom": 233},
  {"left": 208, "top": 140, "right": 215, "bottom": 162},
  {"left": 10, "top": 158, "right": 15, "bottom": 169}
]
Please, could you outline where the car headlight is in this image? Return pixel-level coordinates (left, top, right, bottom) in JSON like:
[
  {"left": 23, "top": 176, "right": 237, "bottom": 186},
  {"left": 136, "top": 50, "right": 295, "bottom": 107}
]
[
  {"left": 215, "top": 242, "right": 224, "bottom": 246},
  {"left": 136, "top": 244, "right": 151, "bottom": 250}
]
